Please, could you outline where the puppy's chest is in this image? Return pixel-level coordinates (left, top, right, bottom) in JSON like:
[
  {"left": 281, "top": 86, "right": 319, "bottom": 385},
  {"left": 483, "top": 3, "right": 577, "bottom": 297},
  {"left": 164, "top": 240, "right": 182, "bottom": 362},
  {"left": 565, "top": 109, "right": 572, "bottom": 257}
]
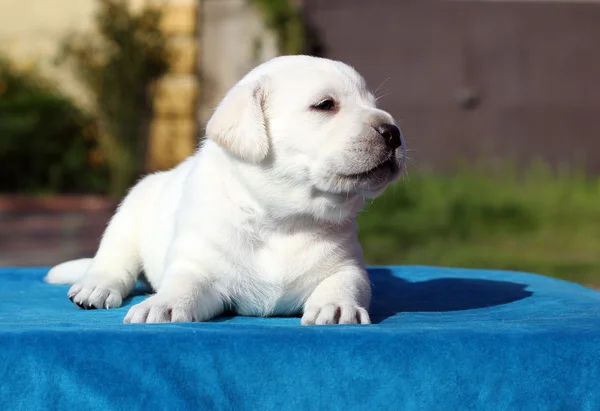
[
  {"left": 225, "top": 233, "right": 338, "bottom": 314},
  {"left": 254, "top": 233, "right": 333, "bottom": 285}
]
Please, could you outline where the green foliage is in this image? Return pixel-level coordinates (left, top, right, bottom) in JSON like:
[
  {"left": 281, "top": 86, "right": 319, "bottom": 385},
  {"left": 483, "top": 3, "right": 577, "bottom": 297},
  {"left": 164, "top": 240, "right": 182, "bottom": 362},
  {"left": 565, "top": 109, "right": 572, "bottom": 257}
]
[
  {"left": 358, "top": 165, "right": 600, "bottom": 288},
  {"left": 249, "top": 0, "right": 321, "bottom": 55},
  {"left": 0, "top": 58, "right": 108, "bottom": 194},
  {"left": 58, "top": 0, "right": 170, "bottom": 197}
]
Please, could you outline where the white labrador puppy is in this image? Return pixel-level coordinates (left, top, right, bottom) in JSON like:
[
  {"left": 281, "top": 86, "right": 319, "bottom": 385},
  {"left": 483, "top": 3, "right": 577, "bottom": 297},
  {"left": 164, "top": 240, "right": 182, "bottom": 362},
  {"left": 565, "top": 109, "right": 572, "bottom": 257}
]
[{"left": 45, "top": 55, "right": 405, "bottom": 325}]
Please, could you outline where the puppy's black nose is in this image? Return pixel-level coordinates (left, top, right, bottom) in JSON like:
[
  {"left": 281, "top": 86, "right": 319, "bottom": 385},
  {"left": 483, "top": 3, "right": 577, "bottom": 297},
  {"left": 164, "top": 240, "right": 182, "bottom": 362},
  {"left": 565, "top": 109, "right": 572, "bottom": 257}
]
[{"left": 377, "top": 123, "right": 401, "bottom": 149}]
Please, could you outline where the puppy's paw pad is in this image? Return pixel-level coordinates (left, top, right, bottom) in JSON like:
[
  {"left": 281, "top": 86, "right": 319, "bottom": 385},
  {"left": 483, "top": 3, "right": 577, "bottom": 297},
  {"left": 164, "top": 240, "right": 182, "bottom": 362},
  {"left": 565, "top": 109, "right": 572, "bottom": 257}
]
[
  {"left": 301, "top": 303, "right": 370, "bottom": 325},
  {"left": 68, "top": 283, "right": 122, "bottom": 309},
  {"left": 123, "top": 297, "right": 194, "bottom": 324}
]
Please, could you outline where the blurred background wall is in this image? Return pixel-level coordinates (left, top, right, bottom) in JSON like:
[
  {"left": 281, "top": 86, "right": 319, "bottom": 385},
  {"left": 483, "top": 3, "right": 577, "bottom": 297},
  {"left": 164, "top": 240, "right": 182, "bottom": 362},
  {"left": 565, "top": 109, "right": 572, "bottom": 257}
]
[
  {"left": 0, "top": 0, "right": 98, "bottom": 106},
  {"left": 302, "top": 0, "right": 600, "bottom": 173},
  {"left": 0, "top": 0, "right": 599, "bottom": 289},
  {"left": 0, "top": 0, "right": 278, "bottom": 171}
]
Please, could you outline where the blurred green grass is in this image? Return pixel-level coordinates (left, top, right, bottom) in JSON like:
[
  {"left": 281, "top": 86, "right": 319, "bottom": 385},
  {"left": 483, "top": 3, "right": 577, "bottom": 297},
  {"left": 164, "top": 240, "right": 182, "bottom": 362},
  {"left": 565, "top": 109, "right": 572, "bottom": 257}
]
[{"left": 357, "top": 163, "right": 600, "bottom": 288}]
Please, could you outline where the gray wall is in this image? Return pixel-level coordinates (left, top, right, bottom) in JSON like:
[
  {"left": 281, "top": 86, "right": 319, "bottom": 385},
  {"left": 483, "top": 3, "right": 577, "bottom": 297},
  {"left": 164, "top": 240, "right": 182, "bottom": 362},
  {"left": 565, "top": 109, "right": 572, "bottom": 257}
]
[{"left": 302, "top": 0, "right": 600, "bottom": 172}]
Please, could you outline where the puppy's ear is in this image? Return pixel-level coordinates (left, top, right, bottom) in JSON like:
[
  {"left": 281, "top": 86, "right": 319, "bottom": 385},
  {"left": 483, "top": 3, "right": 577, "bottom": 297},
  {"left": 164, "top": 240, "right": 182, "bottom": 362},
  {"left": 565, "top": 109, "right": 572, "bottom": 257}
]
[{"left": 205, "top": 78, "right": 269, "bottom": 163}]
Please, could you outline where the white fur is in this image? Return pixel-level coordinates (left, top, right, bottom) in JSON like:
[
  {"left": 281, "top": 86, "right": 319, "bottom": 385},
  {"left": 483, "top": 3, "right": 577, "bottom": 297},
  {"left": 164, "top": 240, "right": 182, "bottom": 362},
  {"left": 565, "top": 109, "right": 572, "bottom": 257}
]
[{"left": 45, "top": 55, "right": 405, "bottom": 325}]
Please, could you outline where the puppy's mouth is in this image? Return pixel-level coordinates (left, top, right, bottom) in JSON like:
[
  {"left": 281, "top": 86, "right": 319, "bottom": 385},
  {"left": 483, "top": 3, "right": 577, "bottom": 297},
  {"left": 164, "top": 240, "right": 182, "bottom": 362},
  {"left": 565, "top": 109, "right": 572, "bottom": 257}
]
[
  {"left": 342, "top": 157, "right": 397, "bottom": 180},
  {"left": 335, "top": 154, "right": 403, "bottom": 198},
  {"left": 314, "top": 152, "right": 404, "bottom": 201}
]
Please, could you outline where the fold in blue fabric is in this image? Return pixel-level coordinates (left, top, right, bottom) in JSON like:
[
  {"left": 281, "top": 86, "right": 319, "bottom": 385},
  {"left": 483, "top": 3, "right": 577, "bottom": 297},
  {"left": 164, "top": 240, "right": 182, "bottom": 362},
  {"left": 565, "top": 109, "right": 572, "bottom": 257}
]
[{"left": 1, "top": 266, "right": 599, "bottom": 411}]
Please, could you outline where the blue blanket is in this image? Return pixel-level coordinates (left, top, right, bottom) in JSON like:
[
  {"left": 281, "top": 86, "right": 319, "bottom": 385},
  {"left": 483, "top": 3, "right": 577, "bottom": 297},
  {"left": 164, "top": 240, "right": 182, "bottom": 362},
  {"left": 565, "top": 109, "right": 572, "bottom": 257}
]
[{"left": 1, "top": 266, "right": 599, "bottom": 411}]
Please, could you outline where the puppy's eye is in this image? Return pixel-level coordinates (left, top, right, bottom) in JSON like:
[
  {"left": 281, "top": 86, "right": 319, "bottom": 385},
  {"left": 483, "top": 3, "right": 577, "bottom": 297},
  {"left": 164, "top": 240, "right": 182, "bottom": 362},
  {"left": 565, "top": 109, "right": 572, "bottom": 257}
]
[{"left": 311, "top": 99, "right": 336, "bottom": 111}]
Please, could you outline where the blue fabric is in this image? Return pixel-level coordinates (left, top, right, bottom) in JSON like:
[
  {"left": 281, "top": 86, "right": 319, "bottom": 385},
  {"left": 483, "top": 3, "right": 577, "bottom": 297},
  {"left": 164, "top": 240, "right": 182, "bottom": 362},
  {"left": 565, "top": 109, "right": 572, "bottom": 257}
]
[{"left": 1, "top": 266, "right": 599, "bottom": 411}]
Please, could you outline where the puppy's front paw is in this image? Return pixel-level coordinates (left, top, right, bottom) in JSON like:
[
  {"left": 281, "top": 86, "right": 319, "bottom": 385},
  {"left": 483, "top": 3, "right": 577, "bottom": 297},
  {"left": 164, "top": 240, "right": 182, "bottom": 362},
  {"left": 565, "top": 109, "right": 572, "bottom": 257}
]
[
  {"left": 301, "top": 303, "right": 371, "bottom": 325},
  {"left": 68, "top": 283, "right": 122, "bottom": 309},
  {"left": 123, "top": 295, "right": 197, "bottom": 324}
]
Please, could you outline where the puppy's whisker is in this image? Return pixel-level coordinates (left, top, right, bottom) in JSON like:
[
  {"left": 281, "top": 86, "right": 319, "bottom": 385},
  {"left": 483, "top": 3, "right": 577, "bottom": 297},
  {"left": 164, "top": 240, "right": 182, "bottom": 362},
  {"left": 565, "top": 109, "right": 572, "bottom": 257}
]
[
  {"left": 373, "top": 77, "right": 391, "bottom": 96},
  {"left": 375, "top": 92, "right": 392, "bottom": 102}
]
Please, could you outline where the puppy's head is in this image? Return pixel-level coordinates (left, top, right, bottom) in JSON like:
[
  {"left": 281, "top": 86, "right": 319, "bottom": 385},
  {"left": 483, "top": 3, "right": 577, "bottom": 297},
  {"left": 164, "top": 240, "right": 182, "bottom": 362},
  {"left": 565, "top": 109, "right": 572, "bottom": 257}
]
[{"left": 206, "top": 55, "right": 405, "bottom": 221}]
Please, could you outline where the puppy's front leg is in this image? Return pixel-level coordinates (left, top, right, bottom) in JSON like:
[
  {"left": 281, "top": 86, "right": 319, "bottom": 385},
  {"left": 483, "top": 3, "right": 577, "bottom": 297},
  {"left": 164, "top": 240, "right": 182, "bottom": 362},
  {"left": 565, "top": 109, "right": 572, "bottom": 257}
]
[
  {"left": 301, "top": 267, "right": 372, "bottom": 325},
  {"left": 124, "top": 266, "right": 224, "bottom": 324}
]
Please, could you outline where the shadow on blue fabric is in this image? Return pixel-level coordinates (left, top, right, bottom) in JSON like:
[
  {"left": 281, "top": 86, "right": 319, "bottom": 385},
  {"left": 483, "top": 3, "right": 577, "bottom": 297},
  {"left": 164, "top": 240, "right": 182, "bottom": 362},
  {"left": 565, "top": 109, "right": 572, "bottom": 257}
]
[
  {"left": 120, "top": 286, "right": 153, "bottom": 308},
  {"left": 204, "top": 268, "right": 533, "bottom": 324},
  {"left": 369, "top": 268, "right": 533, "bottom": 323}
]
